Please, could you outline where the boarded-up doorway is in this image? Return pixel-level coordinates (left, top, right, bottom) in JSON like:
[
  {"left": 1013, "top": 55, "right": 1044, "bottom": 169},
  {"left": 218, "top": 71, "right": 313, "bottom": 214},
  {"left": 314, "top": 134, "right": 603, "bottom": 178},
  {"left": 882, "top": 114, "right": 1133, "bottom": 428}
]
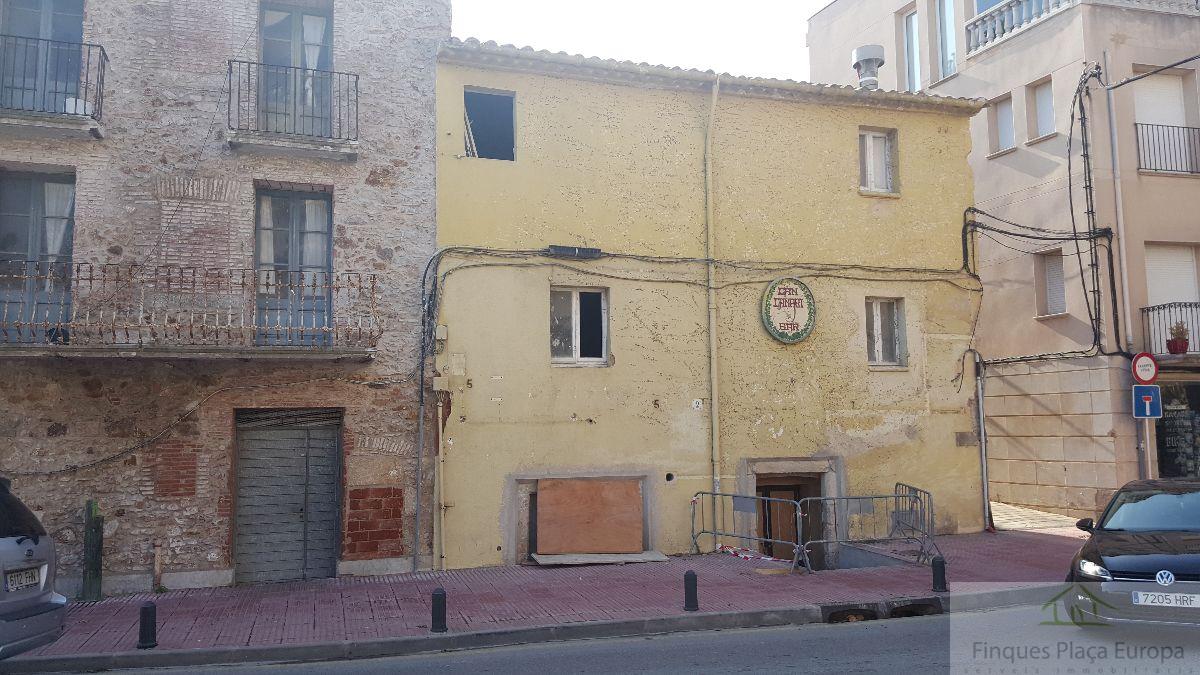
[
  {"left": 756, "top": 473, "right": 823, "bottom": 566},
  {"left": 234, "top": 409, "right": 342, "bottom": 584},
  {"left": 535, "top": 478, "right": 644, "bottom": 554}
]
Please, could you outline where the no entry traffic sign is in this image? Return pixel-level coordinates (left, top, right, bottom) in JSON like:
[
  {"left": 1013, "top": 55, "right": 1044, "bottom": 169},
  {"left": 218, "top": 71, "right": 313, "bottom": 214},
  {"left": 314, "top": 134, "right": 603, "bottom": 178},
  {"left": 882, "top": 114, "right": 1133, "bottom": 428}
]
[{"left": 1131, "top": 352, "right": 1158, "bottom": 385}]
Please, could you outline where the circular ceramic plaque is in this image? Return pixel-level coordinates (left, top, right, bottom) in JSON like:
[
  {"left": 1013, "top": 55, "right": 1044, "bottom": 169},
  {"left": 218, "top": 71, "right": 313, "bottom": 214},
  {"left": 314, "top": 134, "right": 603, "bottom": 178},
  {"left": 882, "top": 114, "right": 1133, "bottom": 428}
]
[{"left": 761, "top": 277, "right": 816, "bottom": 344}]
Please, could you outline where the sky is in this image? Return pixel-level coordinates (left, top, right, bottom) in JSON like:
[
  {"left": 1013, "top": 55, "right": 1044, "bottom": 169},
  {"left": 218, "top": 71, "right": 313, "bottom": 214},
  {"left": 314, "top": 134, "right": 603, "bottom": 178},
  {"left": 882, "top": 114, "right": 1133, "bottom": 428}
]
[{"left": 451, "top": 0, "right": 832, "bottom": 82}]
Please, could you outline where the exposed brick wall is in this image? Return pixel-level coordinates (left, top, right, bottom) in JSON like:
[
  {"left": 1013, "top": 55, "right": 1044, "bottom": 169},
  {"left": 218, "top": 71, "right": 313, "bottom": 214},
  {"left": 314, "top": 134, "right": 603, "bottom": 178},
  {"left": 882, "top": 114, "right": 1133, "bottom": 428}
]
[
  {"left": 149, "top": 441, "right": 200, "bottom": 498},
  {"left": 0, "top": 0, "right": 450, "bottom": 588},
  {"left": 343, "top": 487, "right": 405, "bottom": 560}
]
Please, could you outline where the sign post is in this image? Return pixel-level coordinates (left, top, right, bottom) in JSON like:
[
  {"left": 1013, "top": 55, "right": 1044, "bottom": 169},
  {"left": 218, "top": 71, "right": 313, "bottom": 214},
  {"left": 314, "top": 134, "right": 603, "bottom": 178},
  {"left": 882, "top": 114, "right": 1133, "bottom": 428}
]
[{"left": 1130, "top": 353, "right": 1159, "bottom": 480}]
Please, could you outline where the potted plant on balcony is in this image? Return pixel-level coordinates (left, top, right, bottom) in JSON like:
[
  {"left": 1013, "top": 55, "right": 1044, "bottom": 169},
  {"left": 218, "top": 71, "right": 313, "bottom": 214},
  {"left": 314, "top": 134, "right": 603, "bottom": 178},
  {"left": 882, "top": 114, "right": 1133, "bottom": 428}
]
[{"left": 1167, "top": 321, "right": 1190, "bottom": 355}]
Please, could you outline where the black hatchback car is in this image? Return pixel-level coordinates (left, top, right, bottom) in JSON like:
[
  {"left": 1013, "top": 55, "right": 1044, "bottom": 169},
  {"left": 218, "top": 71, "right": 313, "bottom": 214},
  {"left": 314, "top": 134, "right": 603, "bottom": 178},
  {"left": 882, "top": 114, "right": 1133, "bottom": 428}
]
[{"left": 1068, "top": 479, "right": 1200, "bottom": 625}]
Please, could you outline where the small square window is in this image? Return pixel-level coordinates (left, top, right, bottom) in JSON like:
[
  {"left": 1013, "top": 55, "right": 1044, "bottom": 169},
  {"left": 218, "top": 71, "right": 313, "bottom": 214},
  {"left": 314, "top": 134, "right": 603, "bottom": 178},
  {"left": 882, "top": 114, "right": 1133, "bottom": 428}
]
[
  {"left": 1035, "top": 250, "right": 1067, "bottom": 316},
  {"left": 990, "top": 96, "right": 1015, "bottom": 152},
  {"left": 866, "top": 298, "right": 906, "bottom": 365},
  {"left": 464, "top": 89, "right": 515, "bottom": 161},
  {"left": 859, "top": 129, "right": 896, "bottom": 193},
  {"left": 551, "top": 287, "right": 608, "bottom": 364}
]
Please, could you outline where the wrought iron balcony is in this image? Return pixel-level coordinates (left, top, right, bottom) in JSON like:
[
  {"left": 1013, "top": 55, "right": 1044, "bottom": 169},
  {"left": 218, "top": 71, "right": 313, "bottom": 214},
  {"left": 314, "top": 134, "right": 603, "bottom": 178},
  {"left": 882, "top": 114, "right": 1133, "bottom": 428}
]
[
  {"left": 965, "top": 0, "right": 1077, "bottom": 55},
  {"left": 227, "top": 60, "right": 359, "bottom": 141},
  {"left": 0, "top": 34, "right": 107, "bottom": 121},
  {"left": 0, "top": 262, "right": 380, "bottom": 357},
  {"left": 1136, "top": 123, "right": 1200, "bottom": 174},
  {"left": 1141, "top": 302, "right": 1200, "bottom": 356}
]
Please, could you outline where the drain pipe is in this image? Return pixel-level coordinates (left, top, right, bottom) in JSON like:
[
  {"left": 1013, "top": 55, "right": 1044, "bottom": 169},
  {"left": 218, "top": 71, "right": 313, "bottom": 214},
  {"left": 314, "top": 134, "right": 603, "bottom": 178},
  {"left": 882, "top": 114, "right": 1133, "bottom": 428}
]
[
  {"left": 1102, "top": 51, "right": 1135, "bottom": 352},
  {"left": 704, "top": 75, "right": 722, "bottom": 497},
  {"left": 973, "top": 351, "right": 995, "bottom": 532},
  {"left": 434, "top": 396, "right": 446, "bottom": 570},
  {"left": 703, "top": 75, "right": 723, "bottom": 551}
]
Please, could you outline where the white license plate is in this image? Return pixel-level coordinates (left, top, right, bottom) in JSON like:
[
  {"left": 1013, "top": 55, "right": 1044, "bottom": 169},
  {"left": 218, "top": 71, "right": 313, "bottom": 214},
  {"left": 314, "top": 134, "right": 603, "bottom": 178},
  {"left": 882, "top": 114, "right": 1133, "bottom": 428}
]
[
  {"left": 1132, "top": 591, "right": 1200, "bottom": 608},
  {"left": 4, "top": 567, "right": 40, "bottom": 592}
]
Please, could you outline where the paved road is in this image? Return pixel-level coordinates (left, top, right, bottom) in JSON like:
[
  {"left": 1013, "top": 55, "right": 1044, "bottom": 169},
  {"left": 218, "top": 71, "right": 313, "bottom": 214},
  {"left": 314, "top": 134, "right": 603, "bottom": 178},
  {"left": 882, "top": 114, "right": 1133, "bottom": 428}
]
[{"left": 134, "top": 605, "right": 1200, "bottom": 674}]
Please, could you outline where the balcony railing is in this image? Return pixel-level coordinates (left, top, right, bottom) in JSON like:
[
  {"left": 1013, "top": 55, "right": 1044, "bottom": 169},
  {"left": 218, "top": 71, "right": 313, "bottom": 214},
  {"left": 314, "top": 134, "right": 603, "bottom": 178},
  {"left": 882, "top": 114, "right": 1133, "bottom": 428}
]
[
  {"left": 227, "top": 60, "right": 359, "bottom": 141},
  {"left": 0, "top": 262, "right": 380, "bottom": 353},
  {"left": 965, "top": 0, "right": 1077, "bottom": 55},
  {"left": 0, "top": 34, "right": 107, "bottom": 121},
  {"left": 1141, "top": 302, "right": 1200, "bottom": 356},
  {"left": 1136, "top": 123, "right": 1200, "bottom": 174}
]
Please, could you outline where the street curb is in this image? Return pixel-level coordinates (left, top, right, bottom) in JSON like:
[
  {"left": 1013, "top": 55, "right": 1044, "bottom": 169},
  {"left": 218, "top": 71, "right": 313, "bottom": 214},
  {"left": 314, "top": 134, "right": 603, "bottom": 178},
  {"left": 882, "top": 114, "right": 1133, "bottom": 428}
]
[{"left": 4, "top": 585, "right": 1058, "bottom": 673}]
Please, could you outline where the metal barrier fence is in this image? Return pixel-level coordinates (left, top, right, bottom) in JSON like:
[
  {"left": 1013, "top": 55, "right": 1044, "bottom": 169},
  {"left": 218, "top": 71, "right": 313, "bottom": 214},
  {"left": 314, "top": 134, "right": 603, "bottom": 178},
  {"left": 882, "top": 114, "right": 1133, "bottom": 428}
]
[
  {"left": 1136, "top": 123, "right": 1200, "bottom": 174},
  {"left": 690, "top": 491, "right": 804, "bottom": 569},
  {"left": 227, "top": 60, "right": 359, "bottom": 141},
  {"left": 0, "top": 262, "right": 380, "bottom": 350},
  {"left": 690, "top": 483, "right": 939, "bottom": 572},
  {"left": 797, "top": 482, "right": 940, "bottom": 570},
  {"left": 0, "top": 33, "right": 107, "bottom": 121}
]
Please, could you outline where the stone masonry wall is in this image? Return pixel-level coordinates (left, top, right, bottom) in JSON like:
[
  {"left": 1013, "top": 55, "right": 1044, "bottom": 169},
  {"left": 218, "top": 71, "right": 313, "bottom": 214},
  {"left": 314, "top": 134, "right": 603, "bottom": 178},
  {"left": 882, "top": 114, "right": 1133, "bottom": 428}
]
[
  {"left": 984, "top": 355, "right": 1138, "bottom": 519},
  {"left": 0, "top": 0, "right": 450, "bottom": 593}
]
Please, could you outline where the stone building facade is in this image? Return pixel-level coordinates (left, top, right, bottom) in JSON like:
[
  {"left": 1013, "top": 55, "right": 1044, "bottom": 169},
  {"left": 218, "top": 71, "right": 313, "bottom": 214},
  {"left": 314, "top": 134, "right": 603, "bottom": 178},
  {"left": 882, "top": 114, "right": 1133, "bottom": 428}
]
[{"left": 0, "top": 0, "right": 449, "bottom": 593}]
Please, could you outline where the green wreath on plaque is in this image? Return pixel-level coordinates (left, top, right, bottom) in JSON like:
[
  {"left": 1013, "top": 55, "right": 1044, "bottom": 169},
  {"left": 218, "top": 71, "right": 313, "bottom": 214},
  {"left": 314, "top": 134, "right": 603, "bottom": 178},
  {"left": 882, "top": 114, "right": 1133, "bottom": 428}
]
[{"left": 760, "top": 277, "right": 816, "bottom": 344}]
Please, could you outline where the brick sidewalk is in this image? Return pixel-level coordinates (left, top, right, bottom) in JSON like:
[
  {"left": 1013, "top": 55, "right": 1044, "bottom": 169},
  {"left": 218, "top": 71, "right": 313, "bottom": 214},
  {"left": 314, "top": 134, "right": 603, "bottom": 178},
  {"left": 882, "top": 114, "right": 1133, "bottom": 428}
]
[{"left": 18, "top": 527, "right": 1085, "bottom": 660}]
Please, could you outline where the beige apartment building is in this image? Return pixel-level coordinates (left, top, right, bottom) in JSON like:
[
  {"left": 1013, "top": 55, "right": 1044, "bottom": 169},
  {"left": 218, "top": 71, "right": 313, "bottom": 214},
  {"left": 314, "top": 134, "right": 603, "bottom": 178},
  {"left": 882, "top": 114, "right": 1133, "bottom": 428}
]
[
  {"left": 811, "top": 0, "right": 1200, "bottom": 518},
  {"left": 0, "top": 0, "right": 448, "bottom": 593}
]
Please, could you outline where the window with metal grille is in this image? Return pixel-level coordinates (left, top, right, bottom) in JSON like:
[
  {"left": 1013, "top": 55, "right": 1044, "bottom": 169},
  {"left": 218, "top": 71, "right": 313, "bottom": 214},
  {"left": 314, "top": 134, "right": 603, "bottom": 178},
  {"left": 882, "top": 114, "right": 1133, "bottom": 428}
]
[
  {"left": 550, "top": 287, "right": 607, "bottom": 365},
  {"left": 866, "top": 298, "right": 906, "bottom": 365},
  {"left": 859, "top": 129, "right": 895, "bottom": 193},
  {"left": 464, "top": 89, "right": 515, "bottom": 161}
]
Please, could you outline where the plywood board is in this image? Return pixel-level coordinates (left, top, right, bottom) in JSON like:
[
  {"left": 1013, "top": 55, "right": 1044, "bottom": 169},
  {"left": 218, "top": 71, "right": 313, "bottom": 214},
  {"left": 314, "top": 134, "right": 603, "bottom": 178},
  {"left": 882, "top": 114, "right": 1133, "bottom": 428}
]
[{"left": 536, "top": 478, "right": 643, "bottom": 554}]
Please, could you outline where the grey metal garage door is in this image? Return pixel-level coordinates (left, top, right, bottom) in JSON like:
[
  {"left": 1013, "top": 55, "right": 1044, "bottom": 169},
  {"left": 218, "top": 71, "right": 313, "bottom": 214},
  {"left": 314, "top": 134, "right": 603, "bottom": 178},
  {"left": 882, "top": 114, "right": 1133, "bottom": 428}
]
[{"left": 234, "top": 409, "right": 342, "bottom": 584}]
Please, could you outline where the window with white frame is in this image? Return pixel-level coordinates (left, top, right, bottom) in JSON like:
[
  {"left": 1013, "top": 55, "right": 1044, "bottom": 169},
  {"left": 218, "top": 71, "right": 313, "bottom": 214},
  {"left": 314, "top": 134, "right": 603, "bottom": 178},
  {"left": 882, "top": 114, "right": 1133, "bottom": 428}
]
[
  {"left": 866, "top": 298, "right": 906, "bottom": 365},
  {"left": 937, "top": 0, "right": 957, "bottom": 80},
  {"left": 1036, "top": 250, "right": 1067, "bottom": 316},
  {"left": 550, "top": 287, "right": 608, "bottom": 364},
  {"left": 859, "top": 129, "right": 895, "bottom": 193},
  {"left": 903, "top": 10, "right": 920, "bottom": 92},
  {"left": 990, "top": 96, "right": 1015, "bottom": 153}
]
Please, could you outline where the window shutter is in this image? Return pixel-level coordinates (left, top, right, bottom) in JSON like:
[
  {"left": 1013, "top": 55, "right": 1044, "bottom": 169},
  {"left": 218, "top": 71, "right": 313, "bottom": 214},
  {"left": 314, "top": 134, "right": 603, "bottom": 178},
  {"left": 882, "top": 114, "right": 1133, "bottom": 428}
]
[
  {"left": 1043, "top": 254, "right": 1066, "bottom": 315},
  {"left": 1145, "top": 244, "right": 1200, "bottom": 306},
  {"left": 1134, "top": 74, "right": 1186, "bottom": 127},
  {"left": 996, "top": 98, "right": 1015, "bottom": 150},
  {"left": 859, "top": 133, "right": 868, "bottom": 188},
  {"left": 1035, "top": 81, "right": 1054, "bottom": 137}
]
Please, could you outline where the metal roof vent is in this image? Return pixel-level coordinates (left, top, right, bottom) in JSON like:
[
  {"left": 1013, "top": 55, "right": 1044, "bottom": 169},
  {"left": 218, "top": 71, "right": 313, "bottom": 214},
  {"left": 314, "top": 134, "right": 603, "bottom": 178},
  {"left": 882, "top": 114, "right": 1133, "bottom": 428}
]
[{"left": 851, "top": 45, "right": 886, "bottom": 90}]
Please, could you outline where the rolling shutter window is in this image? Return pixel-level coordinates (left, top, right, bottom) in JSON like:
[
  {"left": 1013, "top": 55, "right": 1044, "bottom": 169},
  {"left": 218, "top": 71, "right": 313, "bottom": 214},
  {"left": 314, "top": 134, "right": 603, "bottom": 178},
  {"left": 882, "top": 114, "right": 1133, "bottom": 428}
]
[
  {"left": 1034, "top": 81, "right": 1055, "bottom": 138},
  {"left": 1145, "top": 244, "right": 1200, "bottom": 307},
  {"left": 995, "top": 98, "right": 1015, "bottom": 150},
  {"left": 1133, "top": 74, "right": 1186, "bottom": 127},
  {"left": 1042, "top": 253, "right": 1066, "bottom": 315}
]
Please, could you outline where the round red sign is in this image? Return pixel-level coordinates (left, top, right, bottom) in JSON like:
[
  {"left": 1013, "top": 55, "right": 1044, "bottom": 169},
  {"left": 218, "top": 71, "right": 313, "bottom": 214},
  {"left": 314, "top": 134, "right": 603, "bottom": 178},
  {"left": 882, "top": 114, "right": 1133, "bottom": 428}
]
[{"left": 1132, "top": 352, "right": 1158, "bottom": 385}]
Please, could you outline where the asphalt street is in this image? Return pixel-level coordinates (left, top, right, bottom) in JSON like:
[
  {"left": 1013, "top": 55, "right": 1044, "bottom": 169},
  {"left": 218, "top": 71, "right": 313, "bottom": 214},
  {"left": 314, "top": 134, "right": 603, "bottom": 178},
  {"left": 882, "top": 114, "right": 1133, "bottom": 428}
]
[{"left": 128, "top": 603, "right": 1200, "bottom": 674}]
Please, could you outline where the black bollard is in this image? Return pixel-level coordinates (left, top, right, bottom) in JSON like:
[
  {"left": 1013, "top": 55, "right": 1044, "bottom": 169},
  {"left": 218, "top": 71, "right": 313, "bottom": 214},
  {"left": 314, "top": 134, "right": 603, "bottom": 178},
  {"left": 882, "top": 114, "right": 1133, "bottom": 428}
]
[
  {"left": 136, "top": 601, "right": 158, "bottom": 649},
  {"left": 684, "top": 570, "right": 699, "bottom": 612},
  {"left": 431, "top": 587, "right": 448, "bottom": 633},
  {"left": 932, "top": 556, "right": 948, "bottom": 593}
]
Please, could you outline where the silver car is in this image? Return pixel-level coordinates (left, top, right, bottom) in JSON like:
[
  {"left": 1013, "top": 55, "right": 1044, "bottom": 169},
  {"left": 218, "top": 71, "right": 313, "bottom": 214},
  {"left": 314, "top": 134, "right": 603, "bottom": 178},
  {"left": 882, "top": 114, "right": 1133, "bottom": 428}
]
[{"left": 0, "top": 477, "right": 66, "bottom": 660}]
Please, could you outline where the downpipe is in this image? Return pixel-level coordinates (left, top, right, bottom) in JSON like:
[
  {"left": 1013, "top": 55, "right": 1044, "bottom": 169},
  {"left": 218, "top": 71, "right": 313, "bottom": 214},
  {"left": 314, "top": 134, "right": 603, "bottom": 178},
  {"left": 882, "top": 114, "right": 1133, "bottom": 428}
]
[{"left": 974, "top": 351, "right": 995, "bottom": 532}]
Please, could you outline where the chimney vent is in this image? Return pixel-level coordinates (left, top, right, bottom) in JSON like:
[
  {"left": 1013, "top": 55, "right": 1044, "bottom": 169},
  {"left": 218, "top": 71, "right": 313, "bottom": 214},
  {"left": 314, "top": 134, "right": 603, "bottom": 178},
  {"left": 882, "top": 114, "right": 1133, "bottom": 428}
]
[{"left": 851, "top": 45, "right": 886, "bottom": 90}]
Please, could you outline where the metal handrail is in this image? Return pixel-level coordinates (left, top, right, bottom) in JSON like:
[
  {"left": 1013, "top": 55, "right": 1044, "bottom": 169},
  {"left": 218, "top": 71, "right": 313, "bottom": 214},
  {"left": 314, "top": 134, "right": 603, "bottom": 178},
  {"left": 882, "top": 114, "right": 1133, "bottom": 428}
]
[
  {"left": 226, "top": 59, "right": 359, "bottom": 141},
  {"left": 1141, "top": 301, "right": 1200, "bottom": 355},
  {"left": 797, "top": 482, "right": 941, "bottom": 571},
  {"left": 1135, "top": 123, "right": 1200, "bottom": 174},
  {"left": 0, "top": 33, "right": 108, "bottom": 121}
]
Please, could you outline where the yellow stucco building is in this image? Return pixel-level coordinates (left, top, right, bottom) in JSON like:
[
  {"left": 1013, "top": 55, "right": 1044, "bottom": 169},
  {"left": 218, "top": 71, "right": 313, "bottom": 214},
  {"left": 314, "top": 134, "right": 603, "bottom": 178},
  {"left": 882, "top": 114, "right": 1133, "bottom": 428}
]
[{"left": 431, "top": 38, "right": 986, "bottom": 569}]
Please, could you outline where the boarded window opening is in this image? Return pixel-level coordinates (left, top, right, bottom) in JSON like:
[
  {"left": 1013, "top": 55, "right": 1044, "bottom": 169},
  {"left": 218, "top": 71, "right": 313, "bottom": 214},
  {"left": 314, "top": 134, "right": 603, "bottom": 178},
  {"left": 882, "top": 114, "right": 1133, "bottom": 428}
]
[{"left": 464, "top": 89, "right": 515, "bottom": 161}]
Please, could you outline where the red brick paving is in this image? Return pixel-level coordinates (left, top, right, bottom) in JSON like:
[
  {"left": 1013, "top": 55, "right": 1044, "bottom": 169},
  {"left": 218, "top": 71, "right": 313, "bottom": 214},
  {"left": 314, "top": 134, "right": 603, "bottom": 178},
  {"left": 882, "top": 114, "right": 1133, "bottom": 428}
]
[{"left": 19, "top": 527, "right": 1086, "bottom": 660}]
